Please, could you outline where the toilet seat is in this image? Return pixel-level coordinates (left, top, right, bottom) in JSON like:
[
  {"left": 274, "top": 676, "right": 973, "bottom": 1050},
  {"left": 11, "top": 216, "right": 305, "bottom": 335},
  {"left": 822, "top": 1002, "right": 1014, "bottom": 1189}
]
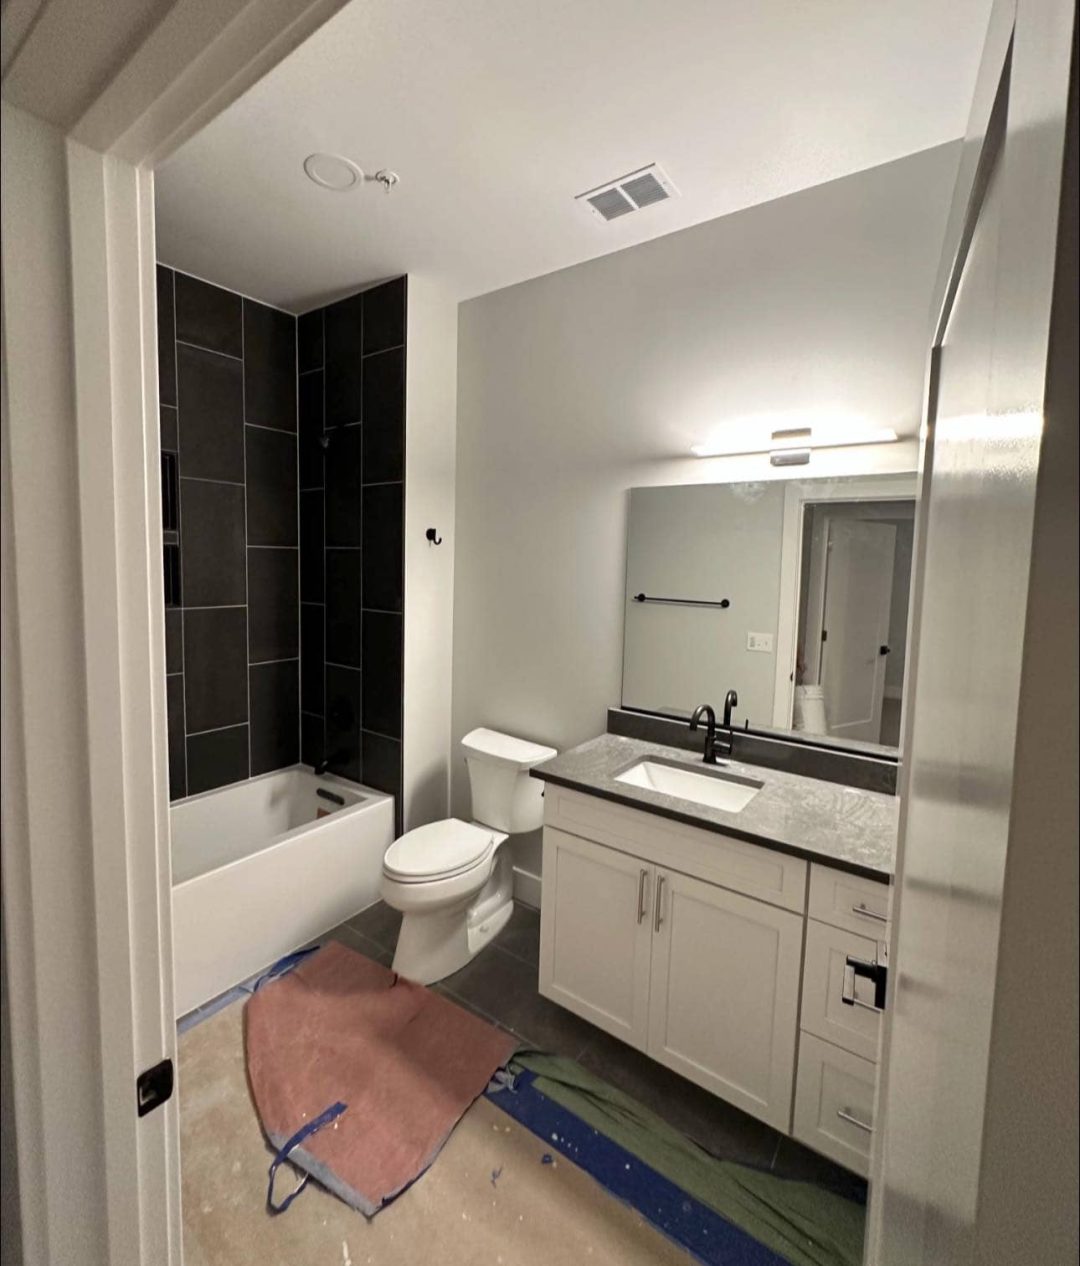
[{"left": 382, "top": 818, "right": 495, "bottom": 884}]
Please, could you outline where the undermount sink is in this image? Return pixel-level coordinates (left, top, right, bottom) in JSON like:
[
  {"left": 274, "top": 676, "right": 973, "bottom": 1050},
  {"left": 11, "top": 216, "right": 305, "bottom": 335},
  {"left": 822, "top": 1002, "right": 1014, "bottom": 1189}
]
[{"left": 615, "top": 759, "right": 764, "bottom": 813}]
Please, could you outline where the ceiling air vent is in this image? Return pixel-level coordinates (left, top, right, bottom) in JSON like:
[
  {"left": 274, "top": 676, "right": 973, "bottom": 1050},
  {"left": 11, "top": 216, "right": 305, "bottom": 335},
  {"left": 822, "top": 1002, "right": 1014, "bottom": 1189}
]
[{"left": 576, "top": 164, "right": 679, "bottom": 223}]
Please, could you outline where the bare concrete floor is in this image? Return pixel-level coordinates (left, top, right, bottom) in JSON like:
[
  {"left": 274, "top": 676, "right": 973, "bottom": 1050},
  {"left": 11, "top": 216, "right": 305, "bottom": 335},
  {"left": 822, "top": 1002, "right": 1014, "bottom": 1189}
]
[{"left": 179, "top": 988, "right": 693, "bottom": 1266}]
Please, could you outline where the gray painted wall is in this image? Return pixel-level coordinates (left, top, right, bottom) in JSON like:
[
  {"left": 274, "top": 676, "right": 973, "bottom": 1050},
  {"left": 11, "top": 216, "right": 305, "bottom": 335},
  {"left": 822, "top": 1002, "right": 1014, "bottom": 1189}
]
[
  {"left": 622, "top": 482, "right": 786, "bottom": 723},
  {"left": 450, "top": 144, "right": 959, "bottom": 874}
]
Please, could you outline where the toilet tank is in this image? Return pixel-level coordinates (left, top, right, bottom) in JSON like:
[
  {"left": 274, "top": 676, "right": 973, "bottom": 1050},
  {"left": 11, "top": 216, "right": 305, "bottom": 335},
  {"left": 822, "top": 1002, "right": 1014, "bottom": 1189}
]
[{"left": 462, "top": 728, "right": 557, "bottom": 833}]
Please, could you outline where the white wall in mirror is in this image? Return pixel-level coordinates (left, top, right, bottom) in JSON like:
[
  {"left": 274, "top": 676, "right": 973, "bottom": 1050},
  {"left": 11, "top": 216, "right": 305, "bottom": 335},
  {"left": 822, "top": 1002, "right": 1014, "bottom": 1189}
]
[
  {"left": 622, "top": 474, "right": 917, "bottom": 747},
  {"left": 623, "top": 483, "right": 786, "bottom": 722}
]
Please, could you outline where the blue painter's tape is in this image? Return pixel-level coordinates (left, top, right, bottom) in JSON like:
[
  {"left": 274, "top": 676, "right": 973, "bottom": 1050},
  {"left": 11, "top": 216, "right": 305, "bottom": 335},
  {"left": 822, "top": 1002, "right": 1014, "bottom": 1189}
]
[
  {"left": 267, "top": 1100, "right": 348, "bottom": 1214},
  {"left": 487, "top": 1070, "right": 786, "bottom": 1266}
]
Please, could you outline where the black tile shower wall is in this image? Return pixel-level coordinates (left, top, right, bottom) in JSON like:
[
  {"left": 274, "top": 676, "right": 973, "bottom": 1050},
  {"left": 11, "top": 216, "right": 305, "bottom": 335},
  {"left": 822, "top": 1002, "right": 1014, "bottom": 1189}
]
[
  {"left": 158, "top": 266, "right": 299, "bottom": 800},
  {"left": 297, "top": 277, "right": 407, "bottom": 827}
]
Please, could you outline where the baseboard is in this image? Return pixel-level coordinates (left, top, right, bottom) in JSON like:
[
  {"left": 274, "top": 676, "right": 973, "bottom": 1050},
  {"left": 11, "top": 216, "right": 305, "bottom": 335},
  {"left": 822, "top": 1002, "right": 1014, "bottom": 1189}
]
[{"left": 512, "top": 865, "right": 542, "bottom": 909}]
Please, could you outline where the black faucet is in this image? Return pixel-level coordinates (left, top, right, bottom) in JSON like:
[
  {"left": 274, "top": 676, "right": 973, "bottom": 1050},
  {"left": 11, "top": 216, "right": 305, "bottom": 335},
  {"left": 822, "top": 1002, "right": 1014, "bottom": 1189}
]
[
  {"left": 689, "top": 703, "right": 721, "bottom": 764},
  {"left": 722, "top": 689, "right": 739, "bottom": 733},
  {"left": 689, "top": 690, "right": 739, "bottom": 764}
]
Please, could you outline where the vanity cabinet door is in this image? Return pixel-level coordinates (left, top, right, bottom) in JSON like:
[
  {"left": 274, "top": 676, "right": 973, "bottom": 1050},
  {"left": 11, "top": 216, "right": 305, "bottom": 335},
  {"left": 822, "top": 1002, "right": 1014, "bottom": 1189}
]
[
  {"left": 646, "top": 869, "right": 802, "bottom": 1131},
  {"left": 538, "top": 828, "right": 654, "bottom": 1050}
]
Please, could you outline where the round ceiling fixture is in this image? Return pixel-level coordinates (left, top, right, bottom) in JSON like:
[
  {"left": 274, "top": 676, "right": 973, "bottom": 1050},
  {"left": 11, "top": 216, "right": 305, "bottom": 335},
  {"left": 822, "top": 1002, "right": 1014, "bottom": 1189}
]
[{"left": 303, "top": 153, "right": 364, "bottom": 192}]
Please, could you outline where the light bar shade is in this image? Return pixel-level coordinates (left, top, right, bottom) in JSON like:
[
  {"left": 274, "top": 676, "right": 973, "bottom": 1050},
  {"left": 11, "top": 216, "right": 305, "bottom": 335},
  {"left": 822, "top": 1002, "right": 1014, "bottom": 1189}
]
[{"left": 690, "top": 425, "right": 899, "bottom": 459}]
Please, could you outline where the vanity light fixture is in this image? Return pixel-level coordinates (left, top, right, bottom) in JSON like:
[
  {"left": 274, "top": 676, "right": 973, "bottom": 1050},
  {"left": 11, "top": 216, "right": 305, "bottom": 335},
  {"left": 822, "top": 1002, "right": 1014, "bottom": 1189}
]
[
  {"left": 690, "top": 425, "right": 899, "bottom": 460},
  {"left": 769, "top": 448, "right": 811, "bottom": 466}
]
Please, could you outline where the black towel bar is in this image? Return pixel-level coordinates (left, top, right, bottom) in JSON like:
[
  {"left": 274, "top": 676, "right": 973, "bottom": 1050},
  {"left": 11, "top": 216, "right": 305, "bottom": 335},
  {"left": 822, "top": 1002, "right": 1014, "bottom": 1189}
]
[{"left": 632, "top": 593, "right": 730, "bottom": 610}]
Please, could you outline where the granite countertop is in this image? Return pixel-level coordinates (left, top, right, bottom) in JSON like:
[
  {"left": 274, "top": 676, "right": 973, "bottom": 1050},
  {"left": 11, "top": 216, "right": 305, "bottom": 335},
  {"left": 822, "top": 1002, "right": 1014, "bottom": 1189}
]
[{"left": 531, "top": 734, "right": 898, "bottom": 880}]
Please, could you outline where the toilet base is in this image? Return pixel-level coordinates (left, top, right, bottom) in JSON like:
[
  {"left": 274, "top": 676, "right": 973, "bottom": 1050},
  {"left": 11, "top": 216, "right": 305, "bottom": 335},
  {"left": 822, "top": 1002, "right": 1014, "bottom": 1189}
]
[{"left": 391, "top": 851, "right": 514, "bottom": 985}]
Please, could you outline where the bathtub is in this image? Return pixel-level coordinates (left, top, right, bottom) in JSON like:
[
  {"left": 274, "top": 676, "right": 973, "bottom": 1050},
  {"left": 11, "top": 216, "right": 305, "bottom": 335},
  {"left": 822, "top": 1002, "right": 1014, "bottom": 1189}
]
[{"left": 171, "top": 766, "right": 394, "bottom": 1017}]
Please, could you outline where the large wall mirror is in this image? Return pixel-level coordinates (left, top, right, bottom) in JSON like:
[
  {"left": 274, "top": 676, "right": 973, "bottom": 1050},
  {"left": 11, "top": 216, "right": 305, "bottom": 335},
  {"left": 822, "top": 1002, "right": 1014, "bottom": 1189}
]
[{"left": 621, "top": 473, "right": 918, "bottom": 750}]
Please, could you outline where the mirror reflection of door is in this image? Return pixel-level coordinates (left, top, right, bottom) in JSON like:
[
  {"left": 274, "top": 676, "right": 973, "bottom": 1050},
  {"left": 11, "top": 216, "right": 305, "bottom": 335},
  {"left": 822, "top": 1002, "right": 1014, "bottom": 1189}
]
[{"left": 794, "top": 500, "right": 914, "bottom": 745}]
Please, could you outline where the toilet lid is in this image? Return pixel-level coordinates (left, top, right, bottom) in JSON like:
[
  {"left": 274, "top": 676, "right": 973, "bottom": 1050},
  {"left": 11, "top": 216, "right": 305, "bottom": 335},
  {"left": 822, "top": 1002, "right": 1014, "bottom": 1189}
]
[{"left": 383, "top": 818, "right": 495, "bottom": 882}]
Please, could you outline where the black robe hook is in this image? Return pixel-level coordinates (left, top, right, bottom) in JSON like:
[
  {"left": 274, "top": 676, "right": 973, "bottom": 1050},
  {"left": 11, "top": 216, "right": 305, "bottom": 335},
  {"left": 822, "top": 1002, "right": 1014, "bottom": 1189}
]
[{"left": 425, "top": 528, "right": 442, "bottom": 545}]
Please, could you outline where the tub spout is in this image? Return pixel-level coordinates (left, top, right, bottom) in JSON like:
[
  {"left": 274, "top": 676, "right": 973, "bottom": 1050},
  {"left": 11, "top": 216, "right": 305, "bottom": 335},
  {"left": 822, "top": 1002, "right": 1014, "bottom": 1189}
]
[{"left": 315, "top": 750, "right": 349, "bottom": 776}]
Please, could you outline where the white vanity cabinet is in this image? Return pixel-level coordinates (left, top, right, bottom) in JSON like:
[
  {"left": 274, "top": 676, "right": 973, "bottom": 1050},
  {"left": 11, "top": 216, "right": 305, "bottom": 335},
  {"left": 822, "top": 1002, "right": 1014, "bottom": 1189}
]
[
  {"left": 645, "top": 867, "right": 803, "bottom": 1129},
  {"left": 791, "top": 864, "right": 891, "bottom": 1176},
  {"left": 539, "top": 787, "right": 806, "bottom": 1132},
  {"left": 539, "top": 828, "right": 654, "bottom": 1048},
  {"left": 538, "top": 783, "right": 893, "bottom": 1166}
]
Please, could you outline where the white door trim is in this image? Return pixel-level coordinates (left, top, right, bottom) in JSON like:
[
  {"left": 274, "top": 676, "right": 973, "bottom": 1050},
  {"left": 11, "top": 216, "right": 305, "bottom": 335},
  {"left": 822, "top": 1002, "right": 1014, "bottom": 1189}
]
[
  {"left": 1, "top": 3, "right": 350, "bottom": 1261},
  {"left": 771, "top": 475, "right": 918, "bottom": 729}
]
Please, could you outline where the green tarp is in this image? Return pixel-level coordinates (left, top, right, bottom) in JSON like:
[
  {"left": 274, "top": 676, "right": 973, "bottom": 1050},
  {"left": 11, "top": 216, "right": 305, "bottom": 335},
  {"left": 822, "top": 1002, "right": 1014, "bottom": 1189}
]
[{"left": 512, "top": 1050, "right": 865, "bottom": 1266}]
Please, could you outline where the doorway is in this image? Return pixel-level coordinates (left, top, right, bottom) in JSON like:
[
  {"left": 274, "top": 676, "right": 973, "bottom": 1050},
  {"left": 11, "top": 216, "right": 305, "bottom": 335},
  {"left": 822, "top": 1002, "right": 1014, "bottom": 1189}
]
[{"left": 795, "top": 499, "right": 916, "bottom": 745}]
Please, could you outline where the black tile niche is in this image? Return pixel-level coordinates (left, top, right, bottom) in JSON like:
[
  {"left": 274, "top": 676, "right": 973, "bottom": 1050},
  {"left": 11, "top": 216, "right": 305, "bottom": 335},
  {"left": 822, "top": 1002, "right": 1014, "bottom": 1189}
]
[
  {"left": 297, "top": 277, "right": 406, "bottom": 826},
  {"left": 158, "top": 266, "right": 299, "bottom": 799}
]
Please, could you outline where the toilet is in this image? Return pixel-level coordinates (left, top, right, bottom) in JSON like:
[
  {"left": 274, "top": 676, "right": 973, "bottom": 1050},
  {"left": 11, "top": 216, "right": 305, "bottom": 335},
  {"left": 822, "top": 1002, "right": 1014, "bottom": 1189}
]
[{"left": 380, "top": 727, "right": 557, "bottom": 985}]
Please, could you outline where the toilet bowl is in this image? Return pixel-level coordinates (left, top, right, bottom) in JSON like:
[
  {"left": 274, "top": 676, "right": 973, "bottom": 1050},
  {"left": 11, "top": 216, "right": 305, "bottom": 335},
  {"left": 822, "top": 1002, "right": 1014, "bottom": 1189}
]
[{"left": 380, "top": 728, "right": 556, "bottom": 985}]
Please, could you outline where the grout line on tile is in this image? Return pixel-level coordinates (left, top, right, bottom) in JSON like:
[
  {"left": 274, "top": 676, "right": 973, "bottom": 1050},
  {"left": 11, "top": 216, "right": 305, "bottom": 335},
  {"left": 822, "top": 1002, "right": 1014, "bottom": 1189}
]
[
  {"left": 180, "top": 475, "right": 245, "bottom": 489},
  {"left": 186, "top": 721, "right": 248, "bottom": 739},
  {"left": 240, "top": 309, "right": 253, "bottom": 778},
  {"left": 245, "top": 421, "right": 298, "bottom": 435},
  {"left": 176, "top": 337, "right": 243, "bottom": 363}
]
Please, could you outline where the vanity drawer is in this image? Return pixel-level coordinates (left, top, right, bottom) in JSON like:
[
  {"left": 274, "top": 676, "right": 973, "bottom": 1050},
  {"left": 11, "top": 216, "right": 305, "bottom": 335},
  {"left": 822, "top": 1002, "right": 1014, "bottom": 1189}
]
[
  {"left": 801, "top": 919, "right": 884, "bottom": 1062},
  {"left": 543, "top": 785, "right": 807, "bottom": 913},
  {"left": 808, "top": 863, "right": 891, "bottom": 937},
  {"left": 793, "top": 1033, "right": 876, "bottom": 1177}
]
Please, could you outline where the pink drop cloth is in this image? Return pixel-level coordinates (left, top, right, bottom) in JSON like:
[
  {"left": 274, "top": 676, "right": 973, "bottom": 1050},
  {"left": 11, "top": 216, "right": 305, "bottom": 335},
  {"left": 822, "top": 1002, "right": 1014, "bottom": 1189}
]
[{"left": 245, "top": 940, "right": 517, "bottom": 1215}]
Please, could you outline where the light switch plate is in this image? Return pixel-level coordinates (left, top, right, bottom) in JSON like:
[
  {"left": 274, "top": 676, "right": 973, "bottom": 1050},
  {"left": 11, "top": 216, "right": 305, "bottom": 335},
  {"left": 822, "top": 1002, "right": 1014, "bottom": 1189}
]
[{"left": 747, "top": 631, "right": 774, "bottom": 653}]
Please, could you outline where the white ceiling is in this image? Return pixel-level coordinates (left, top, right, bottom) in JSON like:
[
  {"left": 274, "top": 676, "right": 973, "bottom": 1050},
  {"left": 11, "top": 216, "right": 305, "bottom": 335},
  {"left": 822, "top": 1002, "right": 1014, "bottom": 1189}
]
[{"left": 155, "top": 0, "right": 991, "bottom": 311}]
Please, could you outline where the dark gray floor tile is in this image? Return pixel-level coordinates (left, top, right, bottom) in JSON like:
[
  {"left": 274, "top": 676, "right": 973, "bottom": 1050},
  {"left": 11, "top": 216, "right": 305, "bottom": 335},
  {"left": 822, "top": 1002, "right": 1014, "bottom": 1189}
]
[
  {"left": 577, "top": 1029, "right": 780, "bottom": 1169},
  {"left": 497, "top": 902, "right": 541, "bottom": 967},
  {"left": 771, "top": 1135, "right": 868, "bottom": 1202},
  {"left": 323, "top": 922, "right": 393, "bottom": 966},
  {"left": 441, "top": 943, "right": 593, "bottom": 1058},
  {"left": 432, "top": 982, "right": 515, "bottom": 1034},
  {"left": 345, "top": 900, "right": 402, "bottom": 952}
]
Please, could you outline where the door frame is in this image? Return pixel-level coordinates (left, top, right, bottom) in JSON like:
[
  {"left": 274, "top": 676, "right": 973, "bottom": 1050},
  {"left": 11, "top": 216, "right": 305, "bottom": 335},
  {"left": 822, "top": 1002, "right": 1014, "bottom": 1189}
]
[
  {"left": 867, "top": 0, "right": 1077, "bottom": 1256},
  {"left": 771, "top": 475, "right": 918, "bottom": 729},
  {"left": 1, "top": 3, "right": 349, "bottom": 1261}
]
